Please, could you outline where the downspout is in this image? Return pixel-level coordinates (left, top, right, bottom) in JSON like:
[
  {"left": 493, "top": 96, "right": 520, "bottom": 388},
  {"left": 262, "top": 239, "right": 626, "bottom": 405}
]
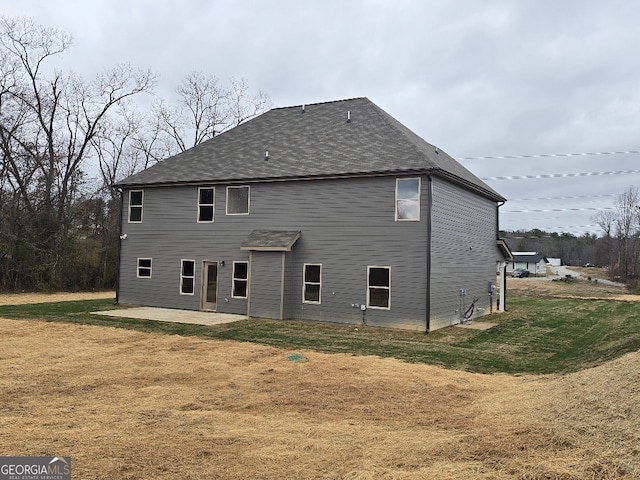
[
  {"left": 114, "top": 188, "right": 124, "bottom": 305},
  {"left": 497, "top": 200, "right": 506, "bottom": 311},
  {"left": 425, "top": 173, "right": 433, "bottom": 333},
  {"left": 497, "top": 200, "right": 505, "bottom": 234}
]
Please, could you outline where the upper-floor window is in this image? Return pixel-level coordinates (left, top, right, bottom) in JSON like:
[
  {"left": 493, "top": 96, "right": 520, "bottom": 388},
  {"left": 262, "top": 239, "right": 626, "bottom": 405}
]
[
  {"left": 367, "top": 266, "right": 391, "bottom": 309},
  {"left": 395, "top": 178, "right": 420, "bottom": 221},
  {"left": 198, "top": 187, "right": 215, "bottom": 222},
  {"left": 137, "top": 258, "right": 152, "bottom": 278},
  {"left": 232, "top": 261, "right": 248, "bottom": 298},
  {"left": 128, "top": 190, "right": 144, "bottom": 223},
  {"left": 226, "top": 186, "right": 250, "bottom": 215},
  {"left": 303, "top": 264, "right": 322, "bottom": 304},
  {"left": 180, "top": 259, "right": 196, "bottom": 295}
]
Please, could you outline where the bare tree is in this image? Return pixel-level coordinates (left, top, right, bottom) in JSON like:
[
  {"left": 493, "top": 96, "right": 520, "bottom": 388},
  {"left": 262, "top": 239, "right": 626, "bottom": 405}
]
[
  {"left": 0, "top": 16, "right": 155, "bottom": 289},
  {"left": 151, "top": 72, "right": 272, "bottom": 156},
  {"left": 593, "top": 185, "right": 640, "bottom": 282}
]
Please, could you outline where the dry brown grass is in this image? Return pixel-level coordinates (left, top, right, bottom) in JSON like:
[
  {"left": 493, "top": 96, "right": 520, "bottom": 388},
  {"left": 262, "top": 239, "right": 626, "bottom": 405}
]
[
  {"left": 0, "top": 291, "right": 115, "bottom": 305},
  {"left": 507, "top": 275, "right": 640, "bottom": 302},
  {"left": 0, "top": 292, "right": 638, "bottom": 479}
]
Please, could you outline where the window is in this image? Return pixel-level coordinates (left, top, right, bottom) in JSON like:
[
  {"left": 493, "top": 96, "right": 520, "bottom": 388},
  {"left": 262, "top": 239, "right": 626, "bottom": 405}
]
[
  {"left": 395, "top": 178, "right": 420, "bottom": 221},
  {"left": 367, "top": 266, "right": 390, "bottom": 309},
  {"left": 226, "top": 186, "right": 250, "bottom": 215},
  {"left": 303, "top": 264, "right": 322, "bottom": 304},
  {"left": 137, "top": 258, "right": 152, "bottom": 278},
  {"left": 180, "top": 259, "right": 196, "bottom": 295},
  {"left": 128, "top": 190, "right": 143, "bottom": 223},
  {"left": 198, "top": 187, "right": 215, "bottom": 222},
  {"left": 232, "top": 261, "right": 248, "bottom": 298}
]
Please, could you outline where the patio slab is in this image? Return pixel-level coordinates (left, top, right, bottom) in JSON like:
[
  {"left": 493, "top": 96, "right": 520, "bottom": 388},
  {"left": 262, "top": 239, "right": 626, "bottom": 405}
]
[{"left": 93, "top": 307, "right": 246, "bottom": 326}]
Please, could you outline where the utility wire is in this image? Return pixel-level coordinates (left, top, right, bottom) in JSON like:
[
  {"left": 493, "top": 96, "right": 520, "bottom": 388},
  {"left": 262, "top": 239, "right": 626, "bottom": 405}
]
[
  {"left": 481, "top": 170, "right": 640, "bottom": 181},
  {"left": 508, "top": 193, "right": 617, "bottom": 202},
  {"left": 461, "top": 150, "right": 640, "bottom": 160},
  {"left": 502, "top": 207, "right": 614, "bottom": 214}
]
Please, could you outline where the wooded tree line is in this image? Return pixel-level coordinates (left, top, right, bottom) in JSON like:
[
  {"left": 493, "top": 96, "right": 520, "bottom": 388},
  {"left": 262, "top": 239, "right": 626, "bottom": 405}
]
[
  {"left": 502, "top": 185, "right": 640, "bottom": 290},
  {"left": 0, "top": 17, "right": 271, "bottom": 291}
]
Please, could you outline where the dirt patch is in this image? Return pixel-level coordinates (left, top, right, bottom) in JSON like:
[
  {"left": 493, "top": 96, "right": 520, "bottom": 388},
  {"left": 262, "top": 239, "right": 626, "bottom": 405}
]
[
  {"left": 0, "top": 316, "right": 638, "bottom": 479},
  {"left": 0, "top": 291, "right": 115, "bottom": 305}
]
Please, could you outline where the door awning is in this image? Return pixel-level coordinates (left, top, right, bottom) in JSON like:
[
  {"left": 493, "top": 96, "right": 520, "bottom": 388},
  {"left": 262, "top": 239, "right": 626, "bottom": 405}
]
[{"left": 241, "top": 230, "right": 301, "bottom": 251}]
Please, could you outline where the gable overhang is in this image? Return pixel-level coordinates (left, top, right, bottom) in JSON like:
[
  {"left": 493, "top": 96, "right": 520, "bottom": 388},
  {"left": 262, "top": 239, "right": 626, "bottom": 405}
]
[
  {"left": 496, "top": 239, "right": 513, "bottom": 261},
  {"left": 241, "top": 230, "right": 301, "bottom": 252}
]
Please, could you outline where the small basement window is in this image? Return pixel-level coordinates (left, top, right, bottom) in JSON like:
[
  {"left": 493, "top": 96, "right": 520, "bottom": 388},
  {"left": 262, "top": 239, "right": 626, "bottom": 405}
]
[
  {"left": 198, "top": 187, "right": 215, "bottom": 222},
  {"left": 128, "top": 190, "right": 144, "bottom": 223},
  {"left": 232, "top": 261, "right": 248, "bottom": 298},
  {"left": 137, "top": 258, "right": 152, "bottom": 278},
  {"left": 180, "top": 259, "right": 196, "bottom": 295},
  {"left": 395, "top": 178, "right": 420, "bottom": 221},
  {"left": 226, "top": 186, "right": 250, "bottom": 215},
  {"left": 303, "top": 264, "right": 322, "bottom": 304},
  {"left": 367, "top": 266, "right": 390, "bottom": 309}
]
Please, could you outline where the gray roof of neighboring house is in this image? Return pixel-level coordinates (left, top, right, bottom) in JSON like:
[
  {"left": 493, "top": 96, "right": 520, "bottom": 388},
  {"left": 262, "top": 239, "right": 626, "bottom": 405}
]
[
  {"left": 116, "top": 97, "right": 505, "bottom": 201},
  {"left": 512, "top": 253, "right": 549, "bottom": 264}
]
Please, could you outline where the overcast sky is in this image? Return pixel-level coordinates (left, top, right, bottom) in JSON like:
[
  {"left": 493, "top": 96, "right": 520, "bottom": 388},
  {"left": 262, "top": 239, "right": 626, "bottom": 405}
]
[{"left": 3, "top": 0, "right": 640, "bottom": 236}]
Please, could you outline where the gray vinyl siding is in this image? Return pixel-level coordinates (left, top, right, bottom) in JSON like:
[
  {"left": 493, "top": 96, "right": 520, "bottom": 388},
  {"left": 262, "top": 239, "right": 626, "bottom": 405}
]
[
  {"left": 429, "top": 177, "right": 499, "bottom": 330},
  {"left": 248, "top": 251, "right": 284, "bottom": 319},
  {"left": 118, "top": 174, "right": 501, "bottom": 331},
  {"left": 119, "top": 175, "right": 430, "bottom": 330}
]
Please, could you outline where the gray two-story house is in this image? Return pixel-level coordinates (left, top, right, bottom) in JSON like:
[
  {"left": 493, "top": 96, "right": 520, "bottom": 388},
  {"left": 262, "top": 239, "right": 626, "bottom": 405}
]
[{"left": 116, "top": 97, "right": 510, "bottom": 332}]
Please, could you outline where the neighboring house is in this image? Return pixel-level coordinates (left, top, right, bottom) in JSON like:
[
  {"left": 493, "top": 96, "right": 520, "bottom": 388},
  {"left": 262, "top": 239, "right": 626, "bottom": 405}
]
[
  {"left": 547, "top": 257, "right": 561, "bottom": 267},
  {"left": 115, "top": 97, "right": 511, "bottom": 332},
  {"left": 509, "top": 252, "right": 549, "bottom": 276}
]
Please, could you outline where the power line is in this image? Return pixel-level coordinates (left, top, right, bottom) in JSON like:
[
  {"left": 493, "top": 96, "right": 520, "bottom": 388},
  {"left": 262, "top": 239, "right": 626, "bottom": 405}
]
[
  {"left": 508, "top": 193, "right": 617, "bottom": 202},
  {"left": 461, "top": 150, "right": 640, "bottom": 160},
  {"left": 481, "top": 170, "right": 640, "bottom": 181},
  {"left": 502, "top": 207, "right": 614, "bottom": 214}
]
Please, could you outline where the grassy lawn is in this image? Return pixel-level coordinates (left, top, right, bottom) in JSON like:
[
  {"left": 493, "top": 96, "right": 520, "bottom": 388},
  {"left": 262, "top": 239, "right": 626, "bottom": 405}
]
[{"left": 0, "top": 294, "right": 638, "bottom": 375}]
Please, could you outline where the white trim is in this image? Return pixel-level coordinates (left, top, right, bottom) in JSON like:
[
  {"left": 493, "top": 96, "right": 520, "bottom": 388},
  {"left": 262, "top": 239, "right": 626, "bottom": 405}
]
[
  {"left": 231, "top": 261, "right": 249, "bottom": 299},
  {"left": 180, "top": 259, "right": 196, "bottom": 295},
  {"left": 302, "top": 263, "right": 322, "bottom": 304},
  {"left": 136, "top": 257, "right": 152, "bottom": 278},
  {"left": 395, "top": 177, "right": 421, "bottom": 221},
  {"left": 226, "top": 185, "right": 250, "bottom": 215},
  {"left": 366, "top": 265, "right": 391, "bottom": 310},
  {"left": 197, "top": 187, "right": 215, "bottom": 223},
  {"left": 128, "top": 189, "right": 144, "bottom": 223}
]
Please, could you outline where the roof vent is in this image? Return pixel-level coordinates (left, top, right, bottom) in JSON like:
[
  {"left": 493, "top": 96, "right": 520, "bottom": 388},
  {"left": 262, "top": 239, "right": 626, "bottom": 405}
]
[
  {"left": 264, "top": 150, "right": 269, "bottom": 161},
  {"left": 301, "top": 104, "right": 305, "bottom": 113},
  {"left": 347, "top": 111, "right": 351, "bottom": 123}
]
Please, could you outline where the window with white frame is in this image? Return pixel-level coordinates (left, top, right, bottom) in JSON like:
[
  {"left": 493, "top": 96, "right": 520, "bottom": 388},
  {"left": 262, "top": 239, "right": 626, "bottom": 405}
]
[
  {"left": 137, "top": 258, "right": 152, "bottom": 278},
  {"left": 128, "top": 190, "right": 144, "bottom": 223},
  {"left": 232, "top": 261, "right": 248, "bottom": 298},
  {"left": 303, "top": 264, "right": 322, "bottom": 304},
  {"left": 367, "top": 266, "right": 391, "bottom": 309},
  {"left": 395, "top": 178, "right": 420, "bottom": 221},
  {"left": 180, "top": 259, "right": 196, "bottom": 295},
  {"left": 226, "top": 186, "right": 250, "bottom": 215},
  {"left": 198, "top": 187, "right": 215, "bottom": 222}
]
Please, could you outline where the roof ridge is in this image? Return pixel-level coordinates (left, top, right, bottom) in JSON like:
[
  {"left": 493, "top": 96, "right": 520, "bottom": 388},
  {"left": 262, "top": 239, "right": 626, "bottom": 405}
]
[
  {"left": 365, "top": 100, "right": 440, "bottom": 163},
  {"left": 272, "top": 97, "right": 368, "bottom": 111}
]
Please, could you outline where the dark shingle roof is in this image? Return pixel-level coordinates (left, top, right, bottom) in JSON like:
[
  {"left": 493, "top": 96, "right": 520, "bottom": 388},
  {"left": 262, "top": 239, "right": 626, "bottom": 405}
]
[
  {"left": 240, "top": 230, "right": 301, "bottom": 251},
  {"left": 512, "top": 253, "right": 548, "bottom": 264},
  {"left": 116, "top": 97, "right": 504, "bottom": 201}
]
